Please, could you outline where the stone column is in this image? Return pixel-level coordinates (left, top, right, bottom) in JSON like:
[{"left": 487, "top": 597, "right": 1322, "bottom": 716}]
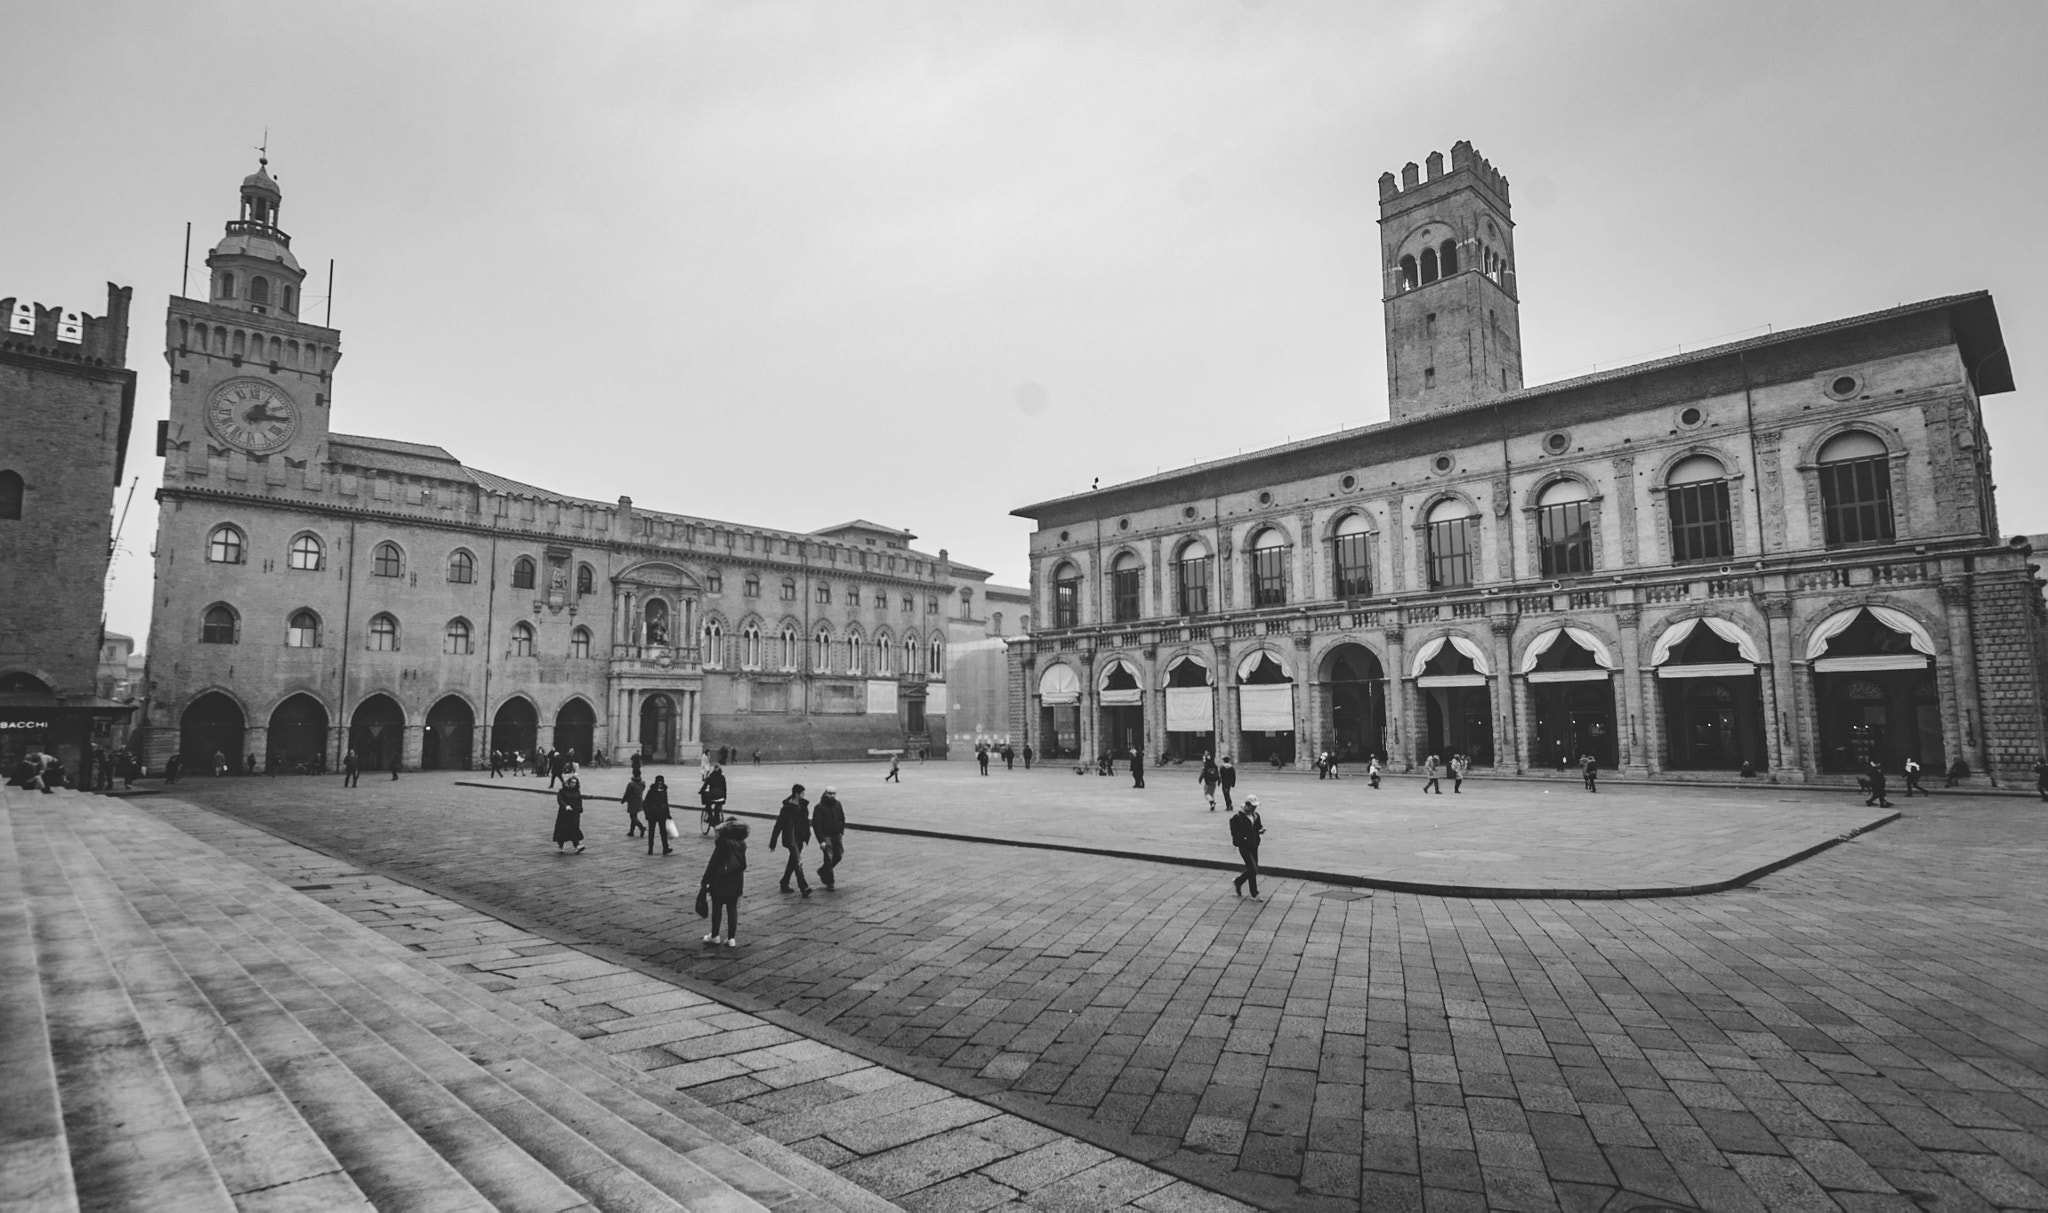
[
  {"left": 1078, "top": 649, "right": 1098, "bottom": 763},
  {"left": 1385, "top": 627, "right": 1411, "bottom": 771},
  {"left": 1293, "top": 633, "right": 1314, "bottom": 771},
  {"left": 1145, "top": 647, "right": 1165, "bottom": 764},
  {"left": 1511, "top": 675, "right": 1535, "bottom": 770},
  {"left": 1489, "top": 617, "right": 1519, "bottom": 772},
  {"left": 1615, "top": 602, "right": 1649, "bottom": 775},
  {"left": 1215, "top": 638, "right": 1237, "bottom": 762},
  {"left": 403, "top": 724, "right": 424, "bottom": 771},
  {"left": 1938, "top": 579, "right": 1988, "bottom": 777},
  {"left": 1762, "top": 596, "right": 1800, "bottom": 776},
  {"left": 244, "top": 724, "right": 269, "bottom": 770}
]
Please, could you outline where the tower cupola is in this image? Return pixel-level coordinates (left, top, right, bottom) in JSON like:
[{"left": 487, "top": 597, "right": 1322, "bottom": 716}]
[{"left": 205, "top": 156, "right": 305, "bottom": 318}]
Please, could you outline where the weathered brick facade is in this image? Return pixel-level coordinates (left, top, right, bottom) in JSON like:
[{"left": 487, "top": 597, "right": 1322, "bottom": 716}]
[{"left": 1011, "top": 143, "right": 2043, "bottom": 786}]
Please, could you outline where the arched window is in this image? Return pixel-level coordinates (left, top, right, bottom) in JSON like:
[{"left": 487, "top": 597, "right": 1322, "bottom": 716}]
[
  {"left": 782, "top": 626, "right": 800, "bottom": 669},
  {"left": 0, "top": 470, "right": 22, "bottom": 520},
  {"left": 1425, "top": 500, "right": 1477, "bottom": 589},
  {"left": 1176, "top": 540, "right": 1212, "bottom": 615},
  {"left": 1400, "top": 255, "right": 1418, "bottom": 291},
  {"left": 511, "top": 556, "right": 536, "bottom": 589},
  {"left": 744, "top": 575, "right": 761, "bottom": 597},
  {"left": 1333, "top": 515, "right": 1373, "bottom": 599},
  {"left": 1053, "top": 562, "right": 1081, "bottom": 628},
  {"left": 201, "top": 604, "right": 239, "bottom": 644},
  {"left": 876, "top": 632, "right": 892, "bottom": 676},
  {"left": 509, "top": 622, "right": 535, "bottom": 657},
  {"left": 930, "top": 636, "right": 945, "bottom": 672},
  {"left": 846, "top": 585, "right": 861, "bottom": 607},
  {"left": 1817, "top": 431, "right": 1895, "bottom": 548},
  {"left": 815, "top": 584, "right": 831, "bottom": 605},
  {"left": 444, "top": 618, "right": 473, "bottom": 655},
  {"left": 742, "top": 625, "right": 762, "bottom": 668},
  {"left": 991, "top": 612, "right": 1003, "bottom": 635},
  {"left": 207, "top": 525, "right": 245, "bottom": 564},
  {"left": 250, "top": 276, "right": 270, "bottom": 306},
  {"left": 815, "top": 626, "right": 833, "bottom": 673},
  {"left": 286, "top": 610, "right": 321, "bottom": 648},
  {"left": 1420, "top": 247, "right": 1439, "bottom": 284},
  {"left": 902, "top": 634, "right": 918, "bottom": 674},
  {"left": 1438, "top": 238, "right": 1459, "bottom": 275},
  {"left": 780, "top": 579, "right": 797, "bottom": 601},
  {"left": 570, "top": 626, "right": 592, "bottom": 659},
  {"left": 448, "top": 550, "right": 475, "bottom": 584},
  {"left": 219, "top": 272, "right": 236, "bottom": 300},
  {"left": 1112, "top": 552, "right": 1143, "bottom": 622},
  {"left": 1251, "top": 530, "right": 1288, "bottom": 606},
  {"left": 1536, "top": 480, "right": 1593, "bottom": 577},
  {"left": 287, "top": 532, "right": 323, "bottom": 571},
  {"left": 282, "top": 285, "right": 296, "bottom": 313},
  {"left": 702, "top": 620, "right": 724, "bottom": 668},
  {"left": 372, "top": 542, "right": 403, "bottom": 578},
  {"left": 847, "top": 629, "right": 866, "bottom": 674},
  {"left": 1666, "top": 455, "right": 1733, "bottom": 563},
  {"left": 367, "top": 613, "right": 400, "bottom": 651},
  {"left": 576, "top": 564, "right": 594, "bottom": 595}
]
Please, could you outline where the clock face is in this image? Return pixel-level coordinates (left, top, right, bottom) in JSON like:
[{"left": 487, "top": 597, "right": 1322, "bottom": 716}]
[{"left": 206, "top": 378, "right": 298, "bottom": 455}]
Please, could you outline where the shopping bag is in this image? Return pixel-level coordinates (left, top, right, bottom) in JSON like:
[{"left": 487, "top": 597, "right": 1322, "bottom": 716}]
[
  {"left": 695, "top": 887, "right": 709, "bottom": 918},
  {"left": 665, "top": 819, "right": 679, "bottom": 839}
]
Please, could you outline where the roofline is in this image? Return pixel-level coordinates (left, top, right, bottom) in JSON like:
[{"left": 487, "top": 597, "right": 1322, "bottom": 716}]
[{"left": 1012, "top": 291, "right": 2011, "bottom": 519}]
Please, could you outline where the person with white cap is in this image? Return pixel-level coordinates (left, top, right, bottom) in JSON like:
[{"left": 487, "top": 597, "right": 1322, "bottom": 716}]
[
  {"left": 1229, "top": 795, "right": 1265, "bottom": 899},
  {"left": 812, "top": 786, "right": 846, "bottom": 889}
]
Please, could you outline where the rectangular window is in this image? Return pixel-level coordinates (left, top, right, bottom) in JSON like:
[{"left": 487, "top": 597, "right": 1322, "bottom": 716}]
[
  {"left": 1176, "top": 558, "right": 1211, "bottom": 615},
  {"left": 1054, "top": 579, "right": 1079, "bottom": 628},
  {"left": 1667, "top": 481, "right": 1733, "bottom": 563},
  {"left": 1333, "top": 535, "right": 1372, "bottom": 599},
  {"left": 1252, "top": 547, "right": 1287, "bottom": 606},
  {"left": 1427, "top": 518, "right": 1476, "bottom": 589},
  {"left": 1819, "top": 456, "right": 1895, "bottom": 547},
  {"left": 1112, "top": 568, "right": 1141, "bottom": 622},
  {"left": 1537, "top": 502, "right": 1593, "bottom": 577}
]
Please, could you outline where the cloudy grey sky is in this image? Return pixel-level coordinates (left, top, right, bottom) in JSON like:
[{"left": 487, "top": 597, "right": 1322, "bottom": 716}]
[{"left": 5, "top": 1, "right": 2042, "bottom": 647}]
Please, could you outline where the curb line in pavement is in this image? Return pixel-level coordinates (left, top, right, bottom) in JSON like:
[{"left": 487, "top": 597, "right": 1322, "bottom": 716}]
[{"left": 453, "top": 781, "right": 1903, "bottom": 900}]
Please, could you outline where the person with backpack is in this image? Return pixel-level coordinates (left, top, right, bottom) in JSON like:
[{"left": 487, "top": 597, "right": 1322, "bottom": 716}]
[
  {"left": 1229, "top": 796, "right": 1265, "bottom": 899},
  {"left": 700, "top": 819, "right": 749, "bottom": 947},
  {"left": 1199, "top": 753, "right": 1220, "bottom": 811}
]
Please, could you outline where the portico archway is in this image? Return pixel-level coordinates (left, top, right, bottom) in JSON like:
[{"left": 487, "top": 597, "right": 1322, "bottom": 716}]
[
  {"left": 423, "top": 696, "right": 474, "bottom": 770},
  {"left": 348, "top": 695, "right": 406, "bottom": 771},
  {"left": 180, "top": 692, "right": 245, "bottom": 773},
  {"left": 639, "top": 693, "right": 678, "bottom": 763},
  {"left": 1319, "top": 644, "right": 1386, "bottom": 762},
  {"left": 491, "top": 697, "right": 538, "bottom": 758},
  {"left": 265, "top": 694, "right": 328, "bottom": 771},
  {"left": 555, "top": 699, "right": 597, "bottom": 764}
]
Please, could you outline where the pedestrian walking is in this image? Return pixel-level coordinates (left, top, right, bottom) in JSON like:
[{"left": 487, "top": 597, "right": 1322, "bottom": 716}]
[
  {"left": 547, "top": 749, "right": 563, "bottom": 788},
  {"left": 700, "top": 819, "right": 748, "bottom": 947},
  {"left": 770, "top": 783, "right": 812, "bottom": 897},
  {"left": 1023, "top": 744, "right": 1034, "bottom": 770},
  {"left": 1451, "top": 753, "right": 1468, "bottom": 793},
  {"left": 1422, "top": 754, "right": 1443, "bottom": 794},
  {"left": 1581, "top": 753, "right": 1599, "bottom": 792},
  {"left": 1219, "top": 755, "right": 1237, "bottom": 810},
  {"left": 977, "top": 744, "right": 990, "bottom": 776},
  {"left": 489, "top": 749, "right": 503, "bottom": 777},
  {"left": 553, "top": 776, "right": 586, "bottom": 853},
  {"left": 751, "top": 749, "right": 761, "bottom": 766},
  {"left": 1866, "top": 760, "right": 1893, "bottom": 808},
  {"left": 885, "top": 753, "right": 901, "bottom": 782},
  {"left": 1316, "top": 750, "right": 1331, "bottom": 780},
  {"left": 2035, "top": 756, "right": 2048, "bottom": 802},
  {"left": 1367, "top": 755, "right": 1382, "bottom": 789},
  {"left": 1130, "top": 747, "right": 1145, "bottom": 789},
  {"left": 1903, "top": 756, "right": 1925, "bottom": 796},
  {"left": 813, "top": 786, "right": 846, "bottom": 889},
  {"left": 644, "top": 775, "right": 673, "bottom": 855},
  {"left": 212, "top": 749, "right": 228, "bottom": 777},
  {"left": 342, "top": 748, "right": 360, "bottom": 787},
  {"left": 622, "top": 773, "right": 647, "bottom": 837},
  {"left": 390, "top": 750, "right": 401, "bottom": 780},
  {"left": 166, "top": 753, "right": 183, "bottom": 784},
  {"left": 245, "top": 753, "right": 257, "bottom": 776},
  {"left": 1199, "top": 753, "right": 1220, "bottom": 811},
  {"left": 1003, "top": 744, "right": 1015, "bottom": 770},
  {"left": 1229, "top": 795, "right": 1265, "bottom": 899}
]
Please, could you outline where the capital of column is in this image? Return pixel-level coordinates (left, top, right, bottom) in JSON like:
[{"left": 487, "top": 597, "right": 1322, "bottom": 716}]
[
  {"left": 1937, "top": 580, "right": 1971, "bottom": 606},
  {"left": 1383, "top": 626, "right": 1405, "bottom": 643},
  {"left": 1488, "top": 617, "right": 1515, "bottom": 637},
  {"left": 1614, "top": 603, "right": 1641, "bottom": 629},
  {"left": 1759, "top": 595, "right": 1795, "bottom": 618}
]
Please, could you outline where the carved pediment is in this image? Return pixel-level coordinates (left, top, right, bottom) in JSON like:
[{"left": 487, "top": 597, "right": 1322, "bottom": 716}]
[{"left": 615, "top": 560, "right": 702, "bottom": 592}]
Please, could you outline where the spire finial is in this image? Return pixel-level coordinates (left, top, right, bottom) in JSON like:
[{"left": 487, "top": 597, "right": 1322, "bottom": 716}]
[{"left": 255, "top": 128, "right": 269, "bottom": 169}]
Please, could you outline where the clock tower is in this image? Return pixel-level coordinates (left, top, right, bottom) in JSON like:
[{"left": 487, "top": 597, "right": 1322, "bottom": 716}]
[{"left": 164, "top": 159, "right": 340, "bottom": 473}]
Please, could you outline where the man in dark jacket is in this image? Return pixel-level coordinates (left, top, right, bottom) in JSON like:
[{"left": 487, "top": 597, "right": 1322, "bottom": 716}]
[
  {"left": 701, "top": 763, "right": 727, "bottom": 816},
  {"left": 1865, "top": 760, "right": 1892, "bottom": 808},
  {"left": 769, "top": 783, "right": 812, "bottom": 897},
  {"left": 812, "top": 786, "right": 846, "bottom": 889},
  {"left": 1219, "top": 756, "right": 1237, "bottom": 810},
  {"left": 1129, "top": 746, "right": 1145, "bottom": 789},
  {"left": 1229, "top": 796, "right": 1264, "bottom": 899}
]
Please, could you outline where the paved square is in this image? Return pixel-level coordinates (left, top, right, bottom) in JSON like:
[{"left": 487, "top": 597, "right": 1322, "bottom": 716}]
[{"left": 146, "top": 766, "right": 2048, "bottom": 1211}]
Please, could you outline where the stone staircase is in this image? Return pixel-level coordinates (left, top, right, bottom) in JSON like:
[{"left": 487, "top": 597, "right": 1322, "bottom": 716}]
[{"left": 0, "top": 785, "right": 898, "bottom": 1212}]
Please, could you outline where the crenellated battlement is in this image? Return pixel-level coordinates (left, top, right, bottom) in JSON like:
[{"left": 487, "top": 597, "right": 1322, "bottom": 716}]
[
  {"left": 0, "top": 284, "right": 132, "bottom": 369},
  {"left": 1378, "top": 139, "right": 1511, "bottom": 210}
]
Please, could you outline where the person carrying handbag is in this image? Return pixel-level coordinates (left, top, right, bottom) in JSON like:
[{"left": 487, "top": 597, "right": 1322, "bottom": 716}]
[
  {"left": 643, "top": 775, "right": 674, "bottom": 855},
  {"left": 552, "top": 775, "right": 586, "bottom": 853}
]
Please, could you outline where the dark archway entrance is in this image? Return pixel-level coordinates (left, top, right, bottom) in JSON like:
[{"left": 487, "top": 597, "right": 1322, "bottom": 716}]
[
  {"left": 1163, "top": 657, "right": 1215, "bottom": 761},
  {"left": 1657, "top": 623, "right": 1766, "bottom": 770},
  {"left": 348, "top": 695, "right": 406, "bottom": 771},
  {"left": 639, "top": 694, "right": 677, "bottom": 763},
  {"left": 1527, "top": 634, "right": 1617, "bottom": 769},
  {"left": 1321, "top": 644, "right": 1387, "bottom": 763},
  {"left": 423, "top": 696, "right": 475, "bottom": 770},
  {"left": 1811, "top": 610, "right": 1940, "bottom": 773},
  {"left": 266, "top": 694, "right": 328, "bottom": 772},
  {"left": 555, "top": 699, "right": 597, "bottom": 764},
  {"left": 1418, "top": 643, "right": 1493, "bottom": 766},
  {"left": 180, "top": 692, "right": 245, "bottom": 774},
  {"left": 492, "top": 698, "right": 537, "bottom": 759},
  {"left": 1098, "top": 661, "right": 1143, "bottom": 761}
]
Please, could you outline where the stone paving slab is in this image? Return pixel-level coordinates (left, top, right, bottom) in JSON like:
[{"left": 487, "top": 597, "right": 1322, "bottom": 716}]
[
  {"left": 456, "top": 762, "right": 1896, "bottom": 896},
  {"left": 150, "top": 773, "right": 2048, "bottom": 1212},
  {"left": 139, "top": 792, "right": 1252, "bottom": 1213}
]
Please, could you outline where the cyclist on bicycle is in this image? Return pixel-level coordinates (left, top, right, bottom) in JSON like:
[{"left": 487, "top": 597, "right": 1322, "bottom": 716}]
[{"left": 700, "top": 762, "right": 727, "bottom": 834}]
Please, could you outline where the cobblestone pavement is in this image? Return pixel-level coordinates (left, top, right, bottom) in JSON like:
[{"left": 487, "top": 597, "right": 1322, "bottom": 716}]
[
  {"left": 151, "top": 772, "right": 2048, "bottom": 1211},
  {"left": 467, "top": 761, "right": 1894, "bottom": 895}
]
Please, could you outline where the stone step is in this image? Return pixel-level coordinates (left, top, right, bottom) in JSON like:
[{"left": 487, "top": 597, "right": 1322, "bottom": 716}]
[{"left": 0, "top": 790, "right": 78, "bottom": 1212}]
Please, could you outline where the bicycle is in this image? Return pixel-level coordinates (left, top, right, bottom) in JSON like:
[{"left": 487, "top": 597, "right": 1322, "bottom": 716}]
[{"left": 701, "top": 799, "right": 725, "bottom": 836}]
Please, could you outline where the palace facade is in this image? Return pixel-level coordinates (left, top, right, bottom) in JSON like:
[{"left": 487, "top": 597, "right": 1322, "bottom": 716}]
[
  {"left": 134, "top": 165, "right": 968, "bottom": 772},
  {"left": 1011, "top": 142, "right": 2043, "bottom": 783}
]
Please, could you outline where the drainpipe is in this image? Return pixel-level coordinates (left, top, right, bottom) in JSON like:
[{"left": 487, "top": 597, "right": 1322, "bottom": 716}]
[{"left": 335, "top": 519, "right": 356, "bottom": 767}]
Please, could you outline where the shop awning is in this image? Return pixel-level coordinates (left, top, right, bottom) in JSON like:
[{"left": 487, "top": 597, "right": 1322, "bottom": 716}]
[{"left": 1409, "top": 634, "right": 1492, "bottom": 678}]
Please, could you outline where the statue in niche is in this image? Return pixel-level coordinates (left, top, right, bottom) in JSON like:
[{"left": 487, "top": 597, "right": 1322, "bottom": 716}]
[
  {"left": 644, "top": 598, "right": 670, "bottom": 646},
  {"left": 550, "top": 566, "right": 568, "bottom": 592}
]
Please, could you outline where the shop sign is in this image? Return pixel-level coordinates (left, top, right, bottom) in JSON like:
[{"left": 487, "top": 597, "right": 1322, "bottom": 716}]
[{"left": 0, "top": 719, "right": 52, "bottom": 731}]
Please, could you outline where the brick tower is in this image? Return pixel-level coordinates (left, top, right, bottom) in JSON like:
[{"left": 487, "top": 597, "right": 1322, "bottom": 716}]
[{"left": 1379, "top": 140, "right": 1524, "bottom": 421}]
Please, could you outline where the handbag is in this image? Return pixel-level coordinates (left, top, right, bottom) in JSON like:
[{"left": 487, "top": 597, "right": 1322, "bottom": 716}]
[
  {"left": 694, "top": 886, "right": 709, "bottom": 918},
  {"left": 665, "top": 819, "right": 679, "bottom": 839}
]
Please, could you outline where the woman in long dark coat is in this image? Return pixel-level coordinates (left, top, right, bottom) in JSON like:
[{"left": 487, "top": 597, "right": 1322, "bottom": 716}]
[
  {"left": 643, "top": 775, "right": 673, "bottom": 856},
  {"left": 553, "top": 775, "right": 586, "bottom": 852},
  {"left": 701, "top": 820, "right": 748, "bottom": 947}
]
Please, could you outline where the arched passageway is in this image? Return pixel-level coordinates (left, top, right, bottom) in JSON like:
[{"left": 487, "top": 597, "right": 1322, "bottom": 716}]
[
  {"left": 180, "top": 693, "right": 245, "bottom": 773},
  {"left": 639, "top": 694, "right": 677, "bottom": 763},
  {"left": 348, "top": 695, "right": 406, "bottom": 771},
  {"left": 423, "top": 696, "right": 474, "bottom": 770},
  {"left": 555, "top": 699, "right": 597, "bottom": 764},
  {"left": 1524, "top": 629, "right": 1617, "bottom": 769},
  {"left": 1415, "top": 637, "right": 1493, "bottom": 766},
  {"left": 1809, "top": 608, "right": 1940, "bottom": 772},
  {"left": 492, "top": 698, "right": 538, "bottom": 759},
  {"left": 1654, "top": 619, "right": 1766, "bottom": 770},
  {"left": 1320, "top": 644, "right": 1386, "bottom": 763},
  {"left": 266, "top": 694, "right": 329, "bottom": 771}
]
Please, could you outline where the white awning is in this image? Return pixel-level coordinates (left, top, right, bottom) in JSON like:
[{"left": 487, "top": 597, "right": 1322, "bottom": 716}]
[
  {"left": 1166, "top": 687, "right": 1214, "bottom": 731},
  {"left": 1236, "top": 648, "right": 1292, "bottom": 682},
  {"left": 1803, "top": 606, "right": 1937, "bottom": 661},
  {"left": 1650, "top": 616, "right": 1762, "bottom": 666},
  {"left": 1409, "top": 634, "right": 1493, "bottom": 678},
  {"left": 1163, "top": 653, "right": 1212, "bottom": 688},
  {"left": 1097, "top": 658, "right": 1141, "bottom": 691},
  {"left": 1238, "top": 684, "right": 1295, "bottom": 731},
  {"left": 1038, "top": 663, "right": 1081, "bottom": 706},
  {"left": 1517, "top": 626, "right": 1615, "bottom": 673}
]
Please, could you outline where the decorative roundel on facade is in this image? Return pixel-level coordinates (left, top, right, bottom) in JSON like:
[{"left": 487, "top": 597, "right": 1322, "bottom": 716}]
[
  {"left": 1257, "top": 491, "right": 1273, "bottom": 505},
  {"left": 1059, "top": 530, "right": 1070, "bottom": 542},
  {"left": 1543, "top": 432, "right": 1570, "bottom": 455},
  {"left": 1431, "top": 453, "right": 1455, "bottom": 475},
  {"left": 1677, "top": 406, "right": 1705, "bottom": 428},
  {"left": 1182, "top": 505, "right": 1198, "bottom": 520},
  {"left": 1340, "top": 474, "right": 1358, "bottom": 490},
  {"left": 1118, "top": 517, "right": 1131, "bottom": 531},
  {"left": 1825, "top": 374, "right": 1862, "bottom": 400}
]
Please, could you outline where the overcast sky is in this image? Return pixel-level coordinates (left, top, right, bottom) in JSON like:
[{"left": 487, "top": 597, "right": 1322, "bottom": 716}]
[{"left": 5, "top": 1, "right": 2042, "bottom": 648}]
